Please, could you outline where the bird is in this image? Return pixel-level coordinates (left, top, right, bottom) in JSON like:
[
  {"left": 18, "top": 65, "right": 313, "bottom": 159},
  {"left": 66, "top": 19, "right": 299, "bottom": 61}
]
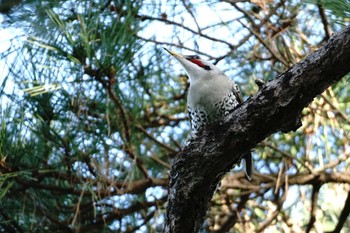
[{"left": 164, "top": 47, "right": 252, "bottom": 181}]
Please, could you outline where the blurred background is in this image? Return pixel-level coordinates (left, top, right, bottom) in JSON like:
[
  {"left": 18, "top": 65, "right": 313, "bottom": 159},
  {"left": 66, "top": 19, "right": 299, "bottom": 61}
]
[{"left": 0, "top": 0, "right": 349, "bottom": 232}]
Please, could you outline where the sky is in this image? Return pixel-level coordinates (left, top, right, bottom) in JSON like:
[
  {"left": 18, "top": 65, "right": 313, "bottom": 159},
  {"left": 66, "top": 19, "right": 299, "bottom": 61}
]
[{"left": 0, "top": 15, "right": 24, "bottom": 107}]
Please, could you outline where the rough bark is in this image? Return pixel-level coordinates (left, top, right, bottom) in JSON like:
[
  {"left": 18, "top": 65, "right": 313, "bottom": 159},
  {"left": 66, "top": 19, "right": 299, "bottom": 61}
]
[{"left": 163, "top": 25, "right": 350, "bottom": 233}]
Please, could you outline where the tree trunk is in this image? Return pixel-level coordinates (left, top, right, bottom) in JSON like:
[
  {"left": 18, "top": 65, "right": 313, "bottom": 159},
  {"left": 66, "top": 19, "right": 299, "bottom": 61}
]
[{"left": 163, "top": 25, "right": 350, "bottom": 233}]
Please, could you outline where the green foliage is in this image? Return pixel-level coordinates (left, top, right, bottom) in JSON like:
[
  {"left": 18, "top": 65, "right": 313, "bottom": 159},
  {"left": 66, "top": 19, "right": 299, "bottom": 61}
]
[{"left": 308, "top": 0, "right": 350, "bottom": 18}]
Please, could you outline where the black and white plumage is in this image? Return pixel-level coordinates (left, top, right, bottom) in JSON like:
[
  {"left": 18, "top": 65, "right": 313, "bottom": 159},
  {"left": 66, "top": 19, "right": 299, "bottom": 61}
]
[
  {"left": 164, "top": 48, "right": 253, "bottom": 181},
  {"left": 188, "top": 89, "right": 240, "bottom": 134}
]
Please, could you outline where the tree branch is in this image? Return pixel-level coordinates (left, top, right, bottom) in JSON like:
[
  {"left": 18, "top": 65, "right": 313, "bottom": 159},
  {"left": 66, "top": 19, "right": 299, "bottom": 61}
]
[
  {"left": 212, "top": 194, "right": 249, "bottom": 233},
  {"left": 163, "top": 25, "right": 350, "bottom": 233},
  {"left": 306, "top": 182, "right": 321, "bottom": 233},
  {"left": 329, "top": 189, "right": 350, "bottom": 233},
  {"left": 317, "top": 3, "right": 331, "bottom": 41}
]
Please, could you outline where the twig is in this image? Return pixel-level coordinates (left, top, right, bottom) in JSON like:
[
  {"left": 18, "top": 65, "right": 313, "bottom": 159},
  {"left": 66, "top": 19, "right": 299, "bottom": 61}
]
[
  {"left": 238, "top": 19, "right": 289, "bottom": 67},
  {"left": 213, "top": 32, "right": 253, "bottom": 64},
  {"left": 123, "top": 146, "right": 149, "bottom": 178},
  {"left": 180, "top": 0, "right": 201, "bottom": 33},
  {"left": 321, "top": 93, "right": 350, "bottom": 124},
  {"left": 150, "top": 153, "right": 172, "bottom": 169},
  {"left": 259, "top": 141, "right": 310, "bottom": 172},
  {"left": 136, "top": 14, "right": 235, "bottom": 48},
  {"left": 317, "top": 4, "right": 331, "bottom": 41},
  {"left": 212, "top": 194, "right": 250, "bottom": 233},
  {"left": 136, "top": 124, "right": 177, "bottom": 154},
  {"left": 329, "top": 189, "right": 350, "bottom": 233}
]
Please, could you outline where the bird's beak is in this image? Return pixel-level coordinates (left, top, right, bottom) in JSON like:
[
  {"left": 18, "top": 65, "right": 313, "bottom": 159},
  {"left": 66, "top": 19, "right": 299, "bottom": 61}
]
[{"left": 163, "top": 47, "right": 184, "bottom": 59}]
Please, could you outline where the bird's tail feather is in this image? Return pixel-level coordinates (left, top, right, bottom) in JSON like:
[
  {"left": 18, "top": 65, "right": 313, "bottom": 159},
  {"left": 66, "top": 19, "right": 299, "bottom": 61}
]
[{"left": 244, "top": 153, "right": 253, "bottom": 181}]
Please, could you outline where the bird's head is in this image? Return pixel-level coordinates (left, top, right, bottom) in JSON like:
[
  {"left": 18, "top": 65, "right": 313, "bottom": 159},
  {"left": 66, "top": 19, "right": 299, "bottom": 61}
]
[{"left": 164, "top": 47, "right": 223, "bottom": 81}]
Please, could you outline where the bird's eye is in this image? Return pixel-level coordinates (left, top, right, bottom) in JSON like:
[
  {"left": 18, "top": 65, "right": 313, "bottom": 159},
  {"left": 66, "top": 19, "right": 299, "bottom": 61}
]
[{"left": 187, "top": 55, "right": 201, "bottom": 60}]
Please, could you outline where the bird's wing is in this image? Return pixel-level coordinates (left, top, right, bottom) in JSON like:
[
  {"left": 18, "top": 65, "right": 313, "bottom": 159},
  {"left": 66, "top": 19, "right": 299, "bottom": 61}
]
[
  {"left": 187, "top": 105, "right": 193, "bottom": 129},
  {"left": 232, "top": 83, "right": 253, "bottom": 181},
  {"left": 187, "top": 105, "right": 197, "bottom": 136}
]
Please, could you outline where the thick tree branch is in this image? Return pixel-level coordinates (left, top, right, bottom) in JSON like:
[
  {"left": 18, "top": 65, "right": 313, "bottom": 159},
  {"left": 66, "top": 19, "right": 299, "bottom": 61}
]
[{"left": 164, "top": 25, "right": 350, "bottom": 233}]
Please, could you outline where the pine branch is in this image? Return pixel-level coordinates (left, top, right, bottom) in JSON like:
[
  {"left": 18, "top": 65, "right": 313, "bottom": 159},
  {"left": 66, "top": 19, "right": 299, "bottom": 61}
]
[
  {"left": 163, "top": 25, "right": 350, "bottom": 233},
  {"left": 330, "top": 189, "right": 350, "bottom": 233}
]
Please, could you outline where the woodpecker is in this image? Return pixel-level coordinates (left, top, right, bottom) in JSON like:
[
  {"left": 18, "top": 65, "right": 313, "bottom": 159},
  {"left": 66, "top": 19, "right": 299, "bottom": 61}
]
[{"left": 164, "top": 47, "right": 252, "bottom": 181}]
